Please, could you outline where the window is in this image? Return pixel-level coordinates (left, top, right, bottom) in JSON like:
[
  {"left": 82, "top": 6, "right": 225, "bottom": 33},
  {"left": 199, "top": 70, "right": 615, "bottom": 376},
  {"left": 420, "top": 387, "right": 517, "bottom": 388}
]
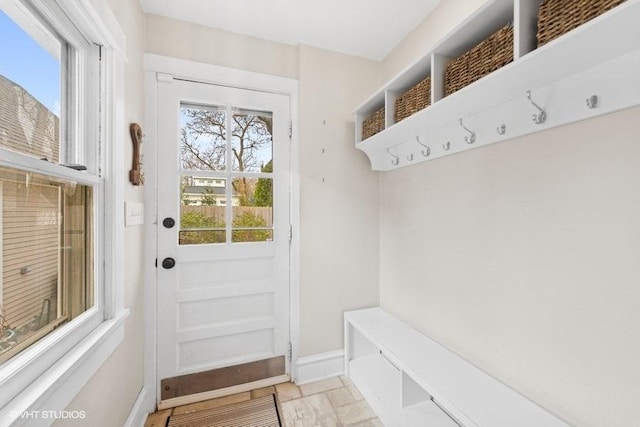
[
  {"left": 0, "top": 1, "right": 98, "bottom": 363},
  {"left": 178, "top": 105, "right": 274, "bottom": 245},
  {"left": 0, "top": 0, "right": 124, "bottom": 419}
]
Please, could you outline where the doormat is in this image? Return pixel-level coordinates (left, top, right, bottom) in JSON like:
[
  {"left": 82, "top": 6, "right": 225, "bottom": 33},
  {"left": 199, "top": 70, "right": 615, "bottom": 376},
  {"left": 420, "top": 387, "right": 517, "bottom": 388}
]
[{"left": 167, "top": 394, "right": 282, "bottom": 427}]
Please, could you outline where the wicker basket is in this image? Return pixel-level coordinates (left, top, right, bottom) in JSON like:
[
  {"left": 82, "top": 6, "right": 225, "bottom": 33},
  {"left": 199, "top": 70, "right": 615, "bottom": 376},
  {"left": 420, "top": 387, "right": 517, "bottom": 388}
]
[
  {"left": 537, "top": 0, "right": 626, "bottom": 47},
  {"left": 445, "top": 24, "right": 514, "bottom": 97},
  {"left": 394, "top": 76, "right": 431, "bottom": 124},
  {"left": 362, "top": 107, "right": 385, "bottom": 140}
]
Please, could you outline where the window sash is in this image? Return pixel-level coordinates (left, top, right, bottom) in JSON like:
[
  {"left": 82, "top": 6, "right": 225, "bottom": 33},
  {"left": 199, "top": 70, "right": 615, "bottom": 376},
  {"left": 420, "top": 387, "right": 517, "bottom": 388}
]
[{"left": 0, "top": 0, "right": 108, "bottom": 407}]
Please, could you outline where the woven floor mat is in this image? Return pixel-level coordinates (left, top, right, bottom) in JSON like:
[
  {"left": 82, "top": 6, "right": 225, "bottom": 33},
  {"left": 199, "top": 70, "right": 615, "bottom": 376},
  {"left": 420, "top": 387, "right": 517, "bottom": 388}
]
[{"left": 168, "top": 394, "right": 281, "bottom": 427}]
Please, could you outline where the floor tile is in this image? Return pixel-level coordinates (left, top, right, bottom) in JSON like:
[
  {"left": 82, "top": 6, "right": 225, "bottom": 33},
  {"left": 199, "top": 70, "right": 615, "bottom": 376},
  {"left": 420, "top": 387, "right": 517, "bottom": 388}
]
[
  {"left": 276, "top": 381, "right": 302, "bottom": 402},
  {"left": 172, "top": 391, "right": 251, "bottom": 415},
  {"left": 334, "top": 400, "right": 376, "bottom": 426},
  {"left": 339, "top": 376, "right": 353, "bottom": 386},
  {"left": 347, "top": 384, "right": 364, "bottom": 401},
  {"left": 370, "top": 419, "right": 385, "bottom": 427},
  {"left": 345, "top": 421, "right": 374, "bottom": 427},
  {"left": 326, "top": 387, "right": 356, "bottom": 408},
  {"left": 280, "top": 393, "right": 343, "bottom": 427},
  {"left": 299, "top": 377, "right": 343, "bottom": 396}
]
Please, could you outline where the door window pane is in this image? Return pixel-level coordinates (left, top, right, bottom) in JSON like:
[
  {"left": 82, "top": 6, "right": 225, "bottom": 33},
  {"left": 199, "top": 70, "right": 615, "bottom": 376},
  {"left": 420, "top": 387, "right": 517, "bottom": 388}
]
[
  {"left": 179, "top": 175, "right": 226, "bottom": 245},
  {"left": 232, "top": 177, "right": 273, "bottom": 243},
  {"left": 231, "top": 110, "right": 273, "bottom": 173},
  {"left": 1, "top": 166, "right": 93, "bottom": 362},
  {"left": 180, "top": 104, "right": 226, "bottom": 171},
  {"left": 0, "top": 9, "right": 62, "bottom": 162}
]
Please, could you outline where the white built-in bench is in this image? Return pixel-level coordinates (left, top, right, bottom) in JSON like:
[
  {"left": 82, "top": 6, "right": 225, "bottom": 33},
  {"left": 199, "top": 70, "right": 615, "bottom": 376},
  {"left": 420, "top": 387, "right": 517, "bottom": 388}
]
[{"left": 344, "top": 307, "right": 569, "bottom": 427}]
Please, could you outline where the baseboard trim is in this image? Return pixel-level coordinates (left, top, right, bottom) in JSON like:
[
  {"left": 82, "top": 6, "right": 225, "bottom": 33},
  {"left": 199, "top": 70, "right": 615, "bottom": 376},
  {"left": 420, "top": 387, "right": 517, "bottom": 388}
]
[
  {"left": 295, "top": 350, "right": 344, "bottom": 385},
  {"left": 124, "top": 388, "right": 149, "bottom": 427}
]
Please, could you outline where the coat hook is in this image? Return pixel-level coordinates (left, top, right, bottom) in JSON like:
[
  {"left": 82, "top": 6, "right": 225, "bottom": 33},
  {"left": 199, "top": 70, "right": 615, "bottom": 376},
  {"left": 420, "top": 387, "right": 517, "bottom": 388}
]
[
  {"left": 407, "top": 153, "right": 414, "bottom": 161},
  {"left": 387, "top": 147, "right": 399, "bottom": 166},
  {"left": 497, "top": 124, "right": 506, "bottom": 135},
  {"left": 442, "top": 141, "right": 451, "bottom": 151},
  {"left": 459, "top": 118, "right": 476, "bottom": 144},
  {"left": 586, "top": 95, "right": 598, "bottom": 109},
  {"left": 416, "top": 136, "right": 430, "bottom": 157},
  {"left": 526, "top": 90, "right": 546, "bottom": 124}
]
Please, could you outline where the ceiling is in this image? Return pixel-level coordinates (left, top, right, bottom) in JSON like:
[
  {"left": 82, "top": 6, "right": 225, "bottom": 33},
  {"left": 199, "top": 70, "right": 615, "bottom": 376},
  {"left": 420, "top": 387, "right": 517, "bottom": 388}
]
[{"left": 139, "top": 0, "right": 441, "bottom": 60}]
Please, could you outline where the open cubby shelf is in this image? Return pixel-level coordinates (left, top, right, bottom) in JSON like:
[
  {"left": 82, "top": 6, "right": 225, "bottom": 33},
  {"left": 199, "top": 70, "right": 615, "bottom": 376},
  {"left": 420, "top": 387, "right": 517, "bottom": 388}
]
[
  {"left": 345, "top": 308, "right": 570, "bottom": 427},
  {"left": 354, "top": 0, "right": 640, "bottom": 171}
]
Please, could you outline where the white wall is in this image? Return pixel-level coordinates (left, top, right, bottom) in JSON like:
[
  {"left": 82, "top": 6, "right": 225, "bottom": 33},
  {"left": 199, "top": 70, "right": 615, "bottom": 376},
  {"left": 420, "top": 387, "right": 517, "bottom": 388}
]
[
  {"left": 298, "top": 45, "right": 380, "bottom": 356},
  {"left": 55, "top": 0, "right": 146, "bottom": 425},
  {"left": 378, "top": 1, "right": 640, "bottom": 425},
  {"left": 145, "top": 18, "right": 381, "bottom": 359}
]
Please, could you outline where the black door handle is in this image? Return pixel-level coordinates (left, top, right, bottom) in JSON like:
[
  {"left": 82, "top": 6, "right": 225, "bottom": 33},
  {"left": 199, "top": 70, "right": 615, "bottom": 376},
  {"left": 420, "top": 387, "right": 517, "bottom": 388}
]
[
  {"left": 163, "top": 217, "right": 176, "bottom": 228},
  {"left": 162, "top": 257, "right": 176, "bottom": 269}
]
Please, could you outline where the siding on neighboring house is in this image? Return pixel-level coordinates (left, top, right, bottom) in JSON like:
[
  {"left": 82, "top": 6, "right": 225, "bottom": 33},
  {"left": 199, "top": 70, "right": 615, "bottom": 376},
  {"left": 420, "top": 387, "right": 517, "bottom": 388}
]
[
  {"left": 0, "top": 74, "right": 59, "bottom": 162},
  {"left": 0, "top": 74, "right": 61, "bottom": 330}
]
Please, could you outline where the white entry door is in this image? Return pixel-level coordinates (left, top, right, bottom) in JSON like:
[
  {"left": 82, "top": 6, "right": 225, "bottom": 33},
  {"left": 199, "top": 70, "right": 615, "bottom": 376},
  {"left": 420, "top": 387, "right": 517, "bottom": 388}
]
[{"left": 156, "top": 76, "right": 291, "bottom": 390}]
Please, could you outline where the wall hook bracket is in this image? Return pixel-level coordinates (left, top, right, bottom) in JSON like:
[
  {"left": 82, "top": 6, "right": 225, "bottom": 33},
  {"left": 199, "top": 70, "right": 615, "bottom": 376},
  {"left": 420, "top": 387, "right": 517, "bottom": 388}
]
[
  {"left": 442, "top": 141, "right": 451, "bottom": 151},
  {"left": 459, "top": 118, "right": 476, "bottom": 144},
  {"left": 387, "top": 147, "right": 399, "bottom": 166},
  {"left": 586, "top": 95, "right": 599, "bottom": 109},
  {"left": 526, "top": 90, "right": 546, "bottom": 124},
  {"left": 497, "top": 124, "right": 506, "bottom": 135},
  {"left": 416, "top": 136, "right": 430, "bottom": 157},
  {"left": 407, "top": 153, "right": 414, "bottom": 161}
]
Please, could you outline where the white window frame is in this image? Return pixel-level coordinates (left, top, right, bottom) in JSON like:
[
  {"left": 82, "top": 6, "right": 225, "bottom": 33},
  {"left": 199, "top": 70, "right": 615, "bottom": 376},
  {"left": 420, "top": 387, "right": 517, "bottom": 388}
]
[{"left": 0, "top": 0, "right": 127, "bottom": 424}]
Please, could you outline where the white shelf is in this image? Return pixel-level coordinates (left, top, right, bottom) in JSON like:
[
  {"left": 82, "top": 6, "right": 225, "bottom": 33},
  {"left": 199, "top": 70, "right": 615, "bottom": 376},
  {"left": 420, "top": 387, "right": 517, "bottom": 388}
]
[
  {"left": 345, "top": 307, "right": 569, "bottom": 427},
  {"left": 354, "top": 0, "right": 640, "bottom": 171},
  {"left": 349, "top": 353, "right": 459, "bottom": 427}
]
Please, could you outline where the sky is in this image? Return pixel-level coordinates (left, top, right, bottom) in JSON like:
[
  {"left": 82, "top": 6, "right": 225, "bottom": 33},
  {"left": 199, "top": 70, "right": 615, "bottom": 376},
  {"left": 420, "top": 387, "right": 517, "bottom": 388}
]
[{"left": 0, "top": 9, "right": 60, "bottom": 116}]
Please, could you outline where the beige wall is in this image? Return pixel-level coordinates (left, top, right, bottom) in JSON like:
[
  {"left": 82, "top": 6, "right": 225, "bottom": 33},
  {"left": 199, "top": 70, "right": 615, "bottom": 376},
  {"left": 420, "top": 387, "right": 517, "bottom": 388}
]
[
  {"left": 145, "top": 14, "right": 298, "bottom": 80},
  {"left": 378, "top": 2, "right": 640, "bottom": 425},
  {"left": 55, "top": 0, "right": 146, "bottom": 425},
  {"left": 381, "top": 0, "right": 488, "bottom": 81},
  {"left": 297, "top": 45, "right": 380, "bottom": 356}
]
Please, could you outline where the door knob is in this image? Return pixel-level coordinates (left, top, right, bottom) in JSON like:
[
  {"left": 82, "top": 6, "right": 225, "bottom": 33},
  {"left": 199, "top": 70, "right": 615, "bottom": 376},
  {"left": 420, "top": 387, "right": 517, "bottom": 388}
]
[
  {"left": 163, "top": 217, "right": 175, "bottom": 228},
  {"left": 162, "top": 257, "right": 176, "bottom": 269}
]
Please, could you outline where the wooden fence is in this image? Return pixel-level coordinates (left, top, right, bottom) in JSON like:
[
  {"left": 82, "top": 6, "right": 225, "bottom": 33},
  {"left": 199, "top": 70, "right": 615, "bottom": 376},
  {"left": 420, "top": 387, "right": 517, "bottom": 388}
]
[{"left": 181, "top": 205, "right": 273, "bottom": 226}]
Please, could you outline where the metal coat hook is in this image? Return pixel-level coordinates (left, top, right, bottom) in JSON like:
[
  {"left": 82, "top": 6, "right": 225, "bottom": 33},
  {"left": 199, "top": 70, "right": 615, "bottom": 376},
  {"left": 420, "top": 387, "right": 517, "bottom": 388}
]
[
  {"left": 416, "top": 136, "right": 431, "bottom": 157},
  {"left": 442, "top": 141, "right": 451, "bottom": 151},
  {"left": 459, "top": 118, "right": 476, "bottom": 144},
  {"left": 387, "top": 147, "right": 399, "bottom": 166},
  {"left": 497, "top": 124, "right": 506, "bottom": 135},
  {"left": 586, "top": 95, "right": 598, "bottom": 109},
  {"left": 407, "top": 153, "right": 414, "bottom": 161},
  {"left": 526, "top": 90, "right": 546, "bottom": 124}
]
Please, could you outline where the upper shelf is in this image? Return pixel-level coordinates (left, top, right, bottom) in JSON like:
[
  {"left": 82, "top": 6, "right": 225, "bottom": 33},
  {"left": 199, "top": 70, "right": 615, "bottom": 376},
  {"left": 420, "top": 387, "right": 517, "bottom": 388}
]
[{"left": 354, "top": 0, "right": 640, "bottom": 171}]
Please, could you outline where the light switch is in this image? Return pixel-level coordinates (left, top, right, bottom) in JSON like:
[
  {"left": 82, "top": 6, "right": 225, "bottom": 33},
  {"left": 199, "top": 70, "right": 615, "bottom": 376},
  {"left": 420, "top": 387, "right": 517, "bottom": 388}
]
[{"left": 125, "top": 201, "right": 144, "bottom": 226}]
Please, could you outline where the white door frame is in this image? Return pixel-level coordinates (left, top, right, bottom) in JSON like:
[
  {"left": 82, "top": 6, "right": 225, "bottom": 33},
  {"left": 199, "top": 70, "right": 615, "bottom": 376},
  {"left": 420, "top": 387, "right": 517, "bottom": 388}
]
[{"left": 143, "top": 54, "right": 300, "bottom": 408}]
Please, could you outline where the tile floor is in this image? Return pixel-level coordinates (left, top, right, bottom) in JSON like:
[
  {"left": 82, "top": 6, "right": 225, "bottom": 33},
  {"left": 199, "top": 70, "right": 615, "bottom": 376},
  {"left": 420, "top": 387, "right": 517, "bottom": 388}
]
[{"left": 144, "top": 376, "right": 383, "bottom": 427}]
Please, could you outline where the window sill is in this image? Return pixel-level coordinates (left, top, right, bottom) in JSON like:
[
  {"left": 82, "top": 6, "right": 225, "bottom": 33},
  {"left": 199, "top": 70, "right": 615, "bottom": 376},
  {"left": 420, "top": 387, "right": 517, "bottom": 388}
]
[{"left": 0, "top": 309, "right": 130, "bottom": 427}]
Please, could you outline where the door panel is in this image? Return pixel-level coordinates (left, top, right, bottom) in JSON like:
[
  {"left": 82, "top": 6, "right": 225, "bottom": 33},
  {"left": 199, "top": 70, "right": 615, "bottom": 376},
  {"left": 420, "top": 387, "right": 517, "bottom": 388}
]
[{"left": 156, "top": 77, "right": 290, "bottom": 388}]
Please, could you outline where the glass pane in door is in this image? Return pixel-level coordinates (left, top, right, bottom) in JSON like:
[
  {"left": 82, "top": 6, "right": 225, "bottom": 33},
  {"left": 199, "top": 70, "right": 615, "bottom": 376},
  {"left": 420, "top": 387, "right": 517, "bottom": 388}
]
[
  {"left": 179, "top": 175, "right": 226, "bottom": 245},
  {"left": 232, "top": 177, "right": 273, "bottom": 243},
  {"left": 231, "top": 109, "right": 273, "bottom": 173},
  {"left": 180, "top": 104, "right": 227, "bottom": 171}
]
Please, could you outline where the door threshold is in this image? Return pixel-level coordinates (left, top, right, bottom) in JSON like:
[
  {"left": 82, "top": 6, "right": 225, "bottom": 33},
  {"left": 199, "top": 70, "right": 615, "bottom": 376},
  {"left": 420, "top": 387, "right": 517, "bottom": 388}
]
[{"left": 158, "top": 374, "right": 291, "bottom": 410}]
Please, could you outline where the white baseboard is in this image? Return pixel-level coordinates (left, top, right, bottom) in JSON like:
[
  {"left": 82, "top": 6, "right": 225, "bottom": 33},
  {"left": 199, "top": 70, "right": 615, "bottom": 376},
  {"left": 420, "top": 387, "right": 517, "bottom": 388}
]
[
  {"left": 124, "top": 388, "right": 150, "bottom": 427},
  {"left": 294, "top": 350, "right": 344, "bottom": 385}
]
